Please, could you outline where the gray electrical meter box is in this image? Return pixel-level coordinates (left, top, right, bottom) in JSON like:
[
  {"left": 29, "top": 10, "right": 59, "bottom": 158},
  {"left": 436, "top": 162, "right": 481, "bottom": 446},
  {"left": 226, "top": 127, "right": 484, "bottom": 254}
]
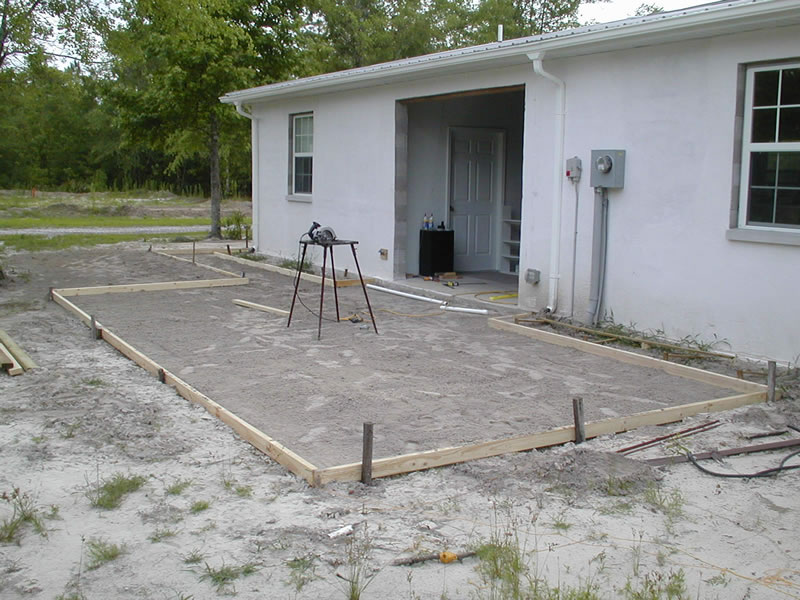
[{"left": 590, "top": 149, "right": 626, "bottom": 188}]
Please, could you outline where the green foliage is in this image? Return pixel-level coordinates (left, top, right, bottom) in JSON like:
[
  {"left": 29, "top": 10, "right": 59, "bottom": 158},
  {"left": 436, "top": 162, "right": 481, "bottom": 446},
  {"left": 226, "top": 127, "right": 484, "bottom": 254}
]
[
  {"left": 200, "top": 560, "right": 258, "bottom": 593},
  {"left": 222, "top": 210, "right": 250, "bottom": 240},
  {"left": 0, "top": 488, "right": 46, "bottom": 544},
  {"left": 286, "top": 554, "right": 318, "bottom": 591},
  {"left": 88, "top": 473, "right": 147, "bottom": 509},
  {"left": 337, "top": 525, "right": 378, "bottom": 600},
  {"left": 86, "top": 538, "right": 125, "bottom": 570},
  {"left": 623, "top": 570, "right": 689, "bottom": 599},
  {"left": 148, "top": 527, "right": 177, "bottom": 543},
  {"left": 166, "top": 478, "right": 192, "bottom": 496},
  {"left": 190, "top": 500, "right": 211, "bottom": 513}
]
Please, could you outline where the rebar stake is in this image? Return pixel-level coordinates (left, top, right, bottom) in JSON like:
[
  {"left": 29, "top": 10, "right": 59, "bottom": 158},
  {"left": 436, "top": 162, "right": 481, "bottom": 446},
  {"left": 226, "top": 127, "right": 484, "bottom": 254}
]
[
  {"left": 573, "top": 397, "right": 586, "bottom": 444},
  {"left": 361, "top": 422, "right": 374, "bottom": 485}
]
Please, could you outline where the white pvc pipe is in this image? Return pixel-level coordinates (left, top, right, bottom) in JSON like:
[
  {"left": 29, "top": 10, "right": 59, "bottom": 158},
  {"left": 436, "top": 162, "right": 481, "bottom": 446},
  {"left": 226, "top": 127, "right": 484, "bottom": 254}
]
[
  {"left": 234, "top": 103, "right": 259, "bottom": 249},
  {"left": 439, "top": 305, "right": 489, "bottom": 315},
  {"left": 366, "top": 284, "right": 444, "bottom": 304},
  {"left": 528, "top": 52, "right": 566, "bottom": 315}
]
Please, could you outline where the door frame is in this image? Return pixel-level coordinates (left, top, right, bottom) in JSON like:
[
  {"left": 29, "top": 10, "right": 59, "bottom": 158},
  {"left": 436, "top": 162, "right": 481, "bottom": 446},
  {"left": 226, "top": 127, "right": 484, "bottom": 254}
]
[{"left": 444, "top": 126, "right": 506, "bottom": 271}]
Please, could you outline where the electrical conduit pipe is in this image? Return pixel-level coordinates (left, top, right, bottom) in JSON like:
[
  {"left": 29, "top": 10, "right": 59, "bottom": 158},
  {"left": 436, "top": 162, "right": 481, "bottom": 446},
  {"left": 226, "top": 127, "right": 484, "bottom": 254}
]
[
  {"left": 528, "top": 52, "right": 566, "bottom": 315},
  {"left": 234, "top": 102, "right": 259, "bottom": 248}
]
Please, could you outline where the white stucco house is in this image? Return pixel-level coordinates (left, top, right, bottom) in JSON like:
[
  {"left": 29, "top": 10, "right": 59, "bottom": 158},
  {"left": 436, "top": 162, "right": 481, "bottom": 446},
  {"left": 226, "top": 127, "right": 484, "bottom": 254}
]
[{"left": 221, "top": 0, "right": 800, "bottom": 363}]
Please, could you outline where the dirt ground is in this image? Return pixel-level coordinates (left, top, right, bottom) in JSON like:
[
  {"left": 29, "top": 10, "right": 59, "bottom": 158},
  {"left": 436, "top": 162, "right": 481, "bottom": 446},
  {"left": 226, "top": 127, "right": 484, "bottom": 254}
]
[{"left": 1, "top": 243, "right": 799, "bottom": 599}]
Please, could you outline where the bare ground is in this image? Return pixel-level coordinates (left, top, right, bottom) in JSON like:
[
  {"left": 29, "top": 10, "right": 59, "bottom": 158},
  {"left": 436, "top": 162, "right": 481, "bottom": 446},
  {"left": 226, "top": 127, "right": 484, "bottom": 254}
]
[{"left": 0, "top": 243, "right": 799, "bottom": 600}]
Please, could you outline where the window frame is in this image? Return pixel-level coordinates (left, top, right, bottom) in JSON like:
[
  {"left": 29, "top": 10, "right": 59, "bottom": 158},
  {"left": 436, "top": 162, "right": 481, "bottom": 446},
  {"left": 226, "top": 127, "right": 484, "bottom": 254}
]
[
  {"left": 737, "top": 61, "right": 800, "bottom": 231},
  {"left": 290, "top": 112, "right": 313, "bottom": 198}
]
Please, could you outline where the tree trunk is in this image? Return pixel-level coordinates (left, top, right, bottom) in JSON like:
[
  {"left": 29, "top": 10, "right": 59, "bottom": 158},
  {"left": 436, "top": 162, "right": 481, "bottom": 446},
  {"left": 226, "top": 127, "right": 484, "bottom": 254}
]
[{"left": 209, "top": 112, "right": 222, "bottom": 238}]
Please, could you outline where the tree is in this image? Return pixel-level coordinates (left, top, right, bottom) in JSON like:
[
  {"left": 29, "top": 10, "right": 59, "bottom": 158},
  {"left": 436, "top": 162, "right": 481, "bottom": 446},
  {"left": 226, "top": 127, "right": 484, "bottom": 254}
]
[
  {"left": 0, "top": 0, "right": 107, "bottom": 71},
  {"left": 104, "top": 0, "right": 302, "bottom": 236}
]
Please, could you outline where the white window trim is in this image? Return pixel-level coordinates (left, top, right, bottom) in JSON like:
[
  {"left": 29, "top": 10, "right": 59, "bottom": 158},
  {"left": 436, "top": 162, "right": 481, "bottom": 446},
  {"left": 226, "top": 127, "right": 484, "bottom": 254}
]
[
  {"left": 291, "top": 113, "right": 313, "bottom": 198},
  {"left": 736, "top": 62, "right": 800, "bottom": 234}
]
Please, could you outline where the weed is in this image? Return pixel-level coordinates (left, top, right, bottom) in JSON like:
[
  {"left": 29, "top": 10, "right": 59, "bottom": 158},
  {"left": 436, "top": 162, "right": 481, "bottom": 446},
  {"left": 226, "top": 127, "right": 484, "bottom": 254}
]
[
  {"left": 622, "top": 569, "right": 689, "bottom": 599},
  {"left": 149, "top": 528, "right": 177, "bottom": 543},
  {"left": 551, "top": 511, "right": 572, "bottom": 532},
  {"left": 631, "top": 530, "right": 644, "bottom": 577},
  {"left": 0, "top": 488, "right": 46, "bottom": 544},
  {"left": 86, "top": 538, "right": 125, "bottom": 570},
  {"left": 166, "top": 478, "right": 192, "bottom": 496},
  {"left": 61, "top": 423, "right": 81, "bottom": 439},
  {"left": 286, "top": 554, "right": 318, "bottom": 591},
  {"left": 221, "top": 474, "right": 252, "bottom": 498},
  {"left": 337, "top": 524, "right": 379, "bottom": 600},
  {"left": 642, "top": 485, "right": 684, "bottom": 531},
  {"left": 82, "top": 377, "right": 106, "bottom": 387},
  {"left": 183, "top": 548, "right": 206, "bottom": 565},
  {"left": 279, "top": 256, "right": 314, "bottom": 274},
  {"left": 603, "top": 476, "right": 636, "bottom": 497},
  {"left": 190, "top": 500, "right": 210, "bottom": 513},
  {"left": 704, "top": 573, "right": 730, "bottom": 587},
  {"left": 233, "top": 251, "right": 267, "bottom": 262},
  {"left": 222, "top": 210, "right": 250, "bottom": 240},
  {"left": 200, "top": 561, "right": 258, "bottom": 593},
  {"left": 87, "top": 473, "right": 147, "bottom": 509},
  {"left": 31, "top": 435, "right": 46, "bottom": 444}
]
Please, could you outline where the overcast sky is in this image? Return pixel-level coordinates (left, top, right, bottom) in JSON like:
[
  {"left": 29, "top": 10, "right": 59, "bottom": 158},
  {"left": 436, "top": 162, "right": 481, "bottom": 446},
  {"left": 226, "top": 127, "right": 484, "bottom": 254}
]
[{"left": 579, "top": 0, "right": 709, "bottom": 23}]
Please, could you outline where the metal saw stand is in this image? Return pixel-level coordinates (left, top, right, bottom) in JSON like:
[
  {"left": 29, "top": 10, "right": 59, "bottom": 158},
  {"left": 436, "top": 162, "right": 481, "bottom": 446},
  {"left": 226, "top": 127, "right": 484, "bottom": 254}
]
[{"left": 287, "top": 239, "right": 378, "bottom": 340}]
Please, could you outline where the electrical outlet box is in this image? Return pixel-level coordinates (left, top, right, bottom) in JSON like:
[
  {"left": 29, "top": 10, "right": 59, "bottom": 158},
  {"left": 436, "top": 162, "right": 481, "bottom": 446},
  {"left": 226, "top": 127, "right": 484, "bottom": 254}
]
[
  {"left": 566, "top": 156, "right": 582, "bottom": 182},
  {"left": 525, "top": 268, "right": 540, "bottom": 284},
  {"left": 590, "top": 149, "right": 626, "bottom": 188}
]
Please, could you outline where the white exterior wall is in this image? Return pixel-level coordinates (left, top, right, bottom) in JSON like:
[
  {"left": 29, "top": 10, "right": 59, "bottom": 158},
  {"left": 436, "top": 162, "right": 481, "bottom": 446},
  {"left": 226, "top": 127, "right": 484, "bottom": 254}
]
[
  {"left": 249, "top": 23, "right": 800, "bottom": 362},
  {"left": 251, "top": 65, "right": 531, "bottom": 280},
  {"left": 519, "top": 25, "right": 800, "bottom": 362}
]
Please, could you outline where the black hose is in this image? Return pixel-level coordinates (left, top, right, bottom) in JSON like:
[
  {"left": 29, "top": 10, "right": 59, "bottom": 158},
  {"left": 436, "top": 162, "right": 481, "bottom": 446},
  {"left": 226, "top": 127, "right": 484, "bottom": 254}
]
[{"left": 686, "top": 449, "right": 800, "bottom": 479}]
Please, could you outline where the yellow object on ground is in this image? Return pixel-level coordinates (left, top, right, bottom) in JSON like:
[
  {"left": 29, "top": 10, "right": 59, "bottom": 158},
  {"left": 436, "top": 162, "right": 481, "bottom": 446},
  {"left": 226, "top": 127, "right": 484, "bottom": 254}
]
[{"left": 439, "top": 551, "right": 458, "bottom": 564}]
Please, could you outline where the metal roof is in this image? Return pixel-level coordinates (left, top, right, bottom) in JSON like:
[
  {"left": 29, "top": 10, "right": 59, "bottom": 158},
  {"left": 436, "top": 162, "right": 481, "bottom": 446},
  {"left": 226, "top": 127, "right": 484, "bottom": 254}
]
[{"left": 220, "top": 0, "right": 800, "bottom": 105}]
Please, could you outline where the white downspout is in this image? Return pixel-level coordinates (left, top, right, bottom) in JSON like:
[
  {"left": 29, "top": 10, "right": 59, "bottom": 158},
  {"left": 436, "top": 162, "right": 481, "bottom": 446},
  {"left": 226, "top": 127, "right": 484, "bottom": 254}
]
[
  {"left": 234, "top": 102, "right": 259, "bottom": 249},
  {"left": 528, "top": 52, "right": 566, "bottom": 314}
]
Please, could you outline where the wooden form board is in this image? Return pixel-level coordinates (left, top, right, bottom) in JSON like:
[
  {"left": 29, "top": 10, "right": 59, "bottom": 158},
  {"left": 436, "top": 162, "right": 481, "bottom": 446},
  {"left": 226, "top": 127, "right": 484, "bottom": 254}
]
[
  {"left": 52, "top": 281, "right": 769, "bottom": 487},
  {"left": 52, "top": 291, "right": 317, "bottom": 484},
  {"left": 312, "top": 390, "right": 766, "bottom": 484},
  {"left": 232, "top": 299, "right": 289, "bottom": 316},
  {"left": 0, "top": 329, "right": 36, "bottom": 371},
  {"left": 0, "top": 342, "right": 24, "bottom": 376},
  {"left": 56, "top": 277, "right": 249, "bottom": 297},
  {"left": 155, "top": 251, "right": 243, "bottom": 278},
  {"left": 213, "top": 252, "right": 375, "bottom": 288},
  {"left": 488, "top": 316, "right": 764, "bottom": 394}
]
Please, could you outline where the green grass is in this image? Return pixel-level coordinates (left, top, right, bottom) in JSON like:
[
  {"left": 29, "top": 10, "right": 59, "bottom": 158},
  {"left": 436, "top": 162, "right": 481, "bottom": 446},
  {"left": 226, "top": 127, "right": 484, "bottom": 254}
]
[
  {"left": 148, "top": 527, "right": 177, "bottom": 543},
  {"left": 88, "top": 473, "right": 147, "bottom": 510},
  {"left": 0, "top": 232, "right": 207, "bottom": 252},
  {"left": 166, "top": 478, "right": 192, "bottom": 496},
  {"left": 200, "top": 561, "right": 258, "bottom": 593},
  {"left": 0, "top": 488, "right": 46, "bottom": 544},
  {"left": 86, "top": 538, "right": 125, "bottom": 570},
  {"left": 0, "top": 216, "right": 209, "bottom": 229},
  {"left": 190, "top": 500, "right": 210, "bottom": 513}
]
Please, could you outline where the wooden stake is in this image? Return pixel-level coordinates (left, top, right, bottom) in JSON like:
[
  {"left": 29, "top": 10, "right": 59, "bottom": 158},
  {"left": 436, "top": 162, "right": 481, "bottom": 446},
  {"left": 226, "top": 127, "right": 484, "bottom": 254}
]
[
  {"left": 227, "top": 244, "right": 232, "bottom": 255},
  {"left": 90, "top": 315, "right": 101, "bottom": 340},
  {"left": 158, "top": 368, "right": 166, "bottom": 383},
  {"left": 192, "top": 241, "right": 196, "bottom": 264},
  {"left": 572, "top": 397, "right": 585, "bottom": 444},
  {"left": 767, "top": 360, "right": 776, "bottom": 403},
  {"left": 362, "top": 422, "right": 374, "bottom": 485}
]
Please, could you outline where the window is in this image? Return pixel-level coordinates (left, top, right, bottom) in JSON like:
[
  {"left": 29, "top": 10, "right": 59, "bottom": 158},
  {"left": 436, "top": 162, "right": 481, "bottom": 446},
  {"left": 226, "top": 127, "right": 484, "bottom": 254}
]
[
  {"left": 740, "top": 64, "right": 800, "bottom": 229},
  {"left": 291, "top": 113, "right": 313, "bottom": 196}
]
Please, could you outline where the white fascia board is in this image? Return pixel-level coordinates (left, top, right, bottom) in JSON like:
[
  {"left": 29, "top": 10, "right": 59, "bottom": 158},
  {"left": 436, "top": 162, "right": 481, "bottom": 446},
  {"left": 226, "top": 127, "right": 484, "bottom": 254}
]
[{"left": 220, "top": 0, "right": 800, "bottom": 105}]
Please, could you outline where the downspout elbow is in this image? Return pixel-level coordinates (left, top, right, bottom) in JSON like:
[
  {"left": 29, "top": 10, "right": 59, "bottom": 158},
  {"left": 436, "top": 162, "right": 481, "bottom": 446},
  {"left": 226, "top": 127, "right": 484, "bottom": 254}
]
[
  {"left": 528, "top": 53, "right": 566, "bottom": 314},
  {"left": 234, "top": 102, "right": 253, "bottom": 120}
]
